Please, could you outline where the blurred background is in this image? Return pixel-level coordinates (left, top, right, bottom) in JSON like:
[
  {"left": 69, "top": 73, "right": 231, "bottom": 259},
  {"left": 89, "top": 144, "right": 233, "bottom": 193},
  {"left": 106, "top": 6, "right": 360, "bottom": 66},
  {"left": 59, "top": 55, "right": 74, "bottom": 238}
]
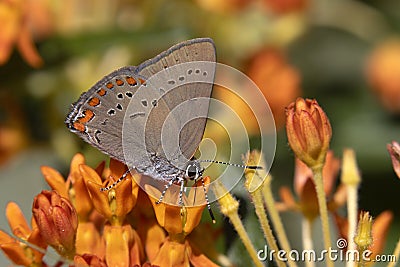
[{"left": 1, "top": 0, "right": 400, "bottom": 266}]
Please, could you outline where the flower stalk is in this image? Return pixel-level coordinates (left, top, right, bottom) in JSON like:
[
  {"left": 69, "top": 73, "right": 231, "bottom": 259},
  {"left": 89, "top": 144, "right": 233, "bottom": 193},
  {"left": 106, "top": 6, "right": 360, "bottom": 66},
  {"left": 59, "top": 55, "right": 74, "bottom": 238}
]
[
  {"left": 244, "top": 150, "right": 296, "bottom": 267},
  {"left": 341, "top": 149, "right": 361, "bottom": 267},
  {"left": 214, "top": 181, "right": 264, "bottom": 267},
  {"left": 301, "top": 218, "right": 315, "bottom": 267},
  {"left": 311, "top": 165, "right": 333, "bottom": 267},
  {"left": 286, "top": 98, "right": 333, "bottom": 267}
]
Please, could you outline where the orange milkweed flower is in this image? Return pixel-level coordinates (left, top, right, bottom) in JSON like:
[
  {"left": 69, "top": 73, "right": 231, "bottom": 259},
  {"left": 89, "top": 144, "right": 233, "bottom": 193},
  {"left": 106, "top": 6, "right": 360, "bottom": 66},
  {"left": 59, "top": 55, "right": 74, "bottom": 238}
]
[
  {"left": 366, "top": 38, "right": 400, "bottom": 114},
  {"left": 247, "top": 48, "right": 301, "bottom": 129},
  {"left": 128, "top": 189, "right": 166, "bottom": 262},
  {"left": 32, "top": 190, "right": 78, "bottom": 260},
  {"left": 0, "top": 202, "right": 47, "bottom": 266},
  {"left": 41, "top": 153, "right": 103, "bottom": 256},
  {"left": 145, "top": 177, "right": 219, "bottom": 266},
  {"left": 286, "top": 98, "right": 332, "bottom": 169},
  {"left": 103, "top": 223, "right": 144, "bottom": 267},
  {"left": 81, "top": 158, "right": 139, "bottom": 225},
  {"left": 335, "top": 211, "right": 393, "bottom": 257},
  {"left": 80, "top": 158, "right": 144, "bottom": 266},
  {"left": 0, "top": 0, "right": 48, "bottom": 67}
]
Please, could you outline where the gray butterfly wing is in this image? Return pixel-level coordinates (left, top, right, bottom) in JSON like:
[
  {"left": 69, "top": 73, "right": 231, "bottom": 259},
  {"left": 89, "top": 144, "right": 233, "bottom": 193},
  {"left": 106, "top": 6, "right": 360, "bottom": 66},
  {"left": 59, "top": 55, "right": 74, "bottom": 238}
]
[
  {"left": 66, "top": 38, "right": 216, "bottom": 173},
  {"left": 135, "top": 38, "right": 216, "bottom": 167},
  {"left": 65, "top": 66, "right": 142, "bottom": 163}
]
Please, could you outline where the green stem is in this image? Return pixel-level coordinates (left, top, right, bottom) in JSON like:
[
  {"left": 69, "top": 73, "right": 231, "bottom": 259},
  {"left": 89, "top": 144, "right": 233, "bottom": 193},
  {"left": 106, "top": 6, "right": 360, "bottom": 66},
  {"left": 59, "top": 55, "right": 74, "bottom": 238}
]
[
  {"left": 262, "top": 179, "right": 298, "bottom": 267},
  {"left": 346, "top": 185, "right": 358, "bottom": 267},
  {"left": 252, "top": 189, "right": 286, "bottom": 267},
  {"left": 229, "top": 212, "right": 265, "bottom": 267},
  {"left": 312, "top": 165, "right": 333, "bottom": 267},
  {"left": 302, "top": 218, "right": 315, "bottom": 267}
]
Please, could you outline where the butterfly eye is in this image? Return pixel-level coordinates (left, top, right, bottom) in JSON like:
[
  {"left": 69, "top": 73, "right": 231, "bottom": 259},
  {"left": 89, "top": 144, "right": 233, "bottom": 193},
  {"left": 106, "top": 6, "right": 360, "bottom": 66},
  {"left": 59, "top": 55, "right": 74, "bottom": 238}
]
[{"left": 185, "top": 163, "right": 199, "bottom": 180}]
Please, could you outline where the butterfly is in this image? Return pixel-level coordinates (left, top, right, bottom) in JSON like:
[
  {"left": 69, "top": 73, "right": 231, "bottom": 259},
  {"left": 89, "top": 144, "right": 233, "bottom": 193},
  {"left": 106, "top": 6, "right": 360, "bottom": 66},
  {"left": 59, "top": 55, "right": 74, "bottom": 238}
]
[{"left": 65, "top": 38, "right": 217, "bottom": 220}]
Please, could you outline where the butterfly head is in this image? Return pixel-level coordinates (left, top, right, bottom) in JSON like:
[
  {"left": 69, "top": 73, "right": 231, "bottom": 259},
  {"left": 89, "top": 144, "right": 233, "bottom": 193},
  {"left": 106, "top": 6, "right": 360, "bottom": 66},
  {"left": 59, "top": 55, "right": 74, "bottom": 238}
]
[{"left": 185, "top": 160, "right": 203, "bottom": 181}]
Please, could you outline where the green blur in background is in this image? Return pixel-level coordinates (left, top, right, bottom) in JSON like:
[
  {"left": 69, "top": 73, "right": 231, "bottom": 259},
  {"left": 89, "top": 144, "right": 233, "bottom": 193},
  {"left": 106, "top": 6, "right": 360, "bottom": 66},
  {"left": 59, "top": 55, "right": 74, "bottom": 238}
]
[{"left": 0, "top": 0, "right": 400, "bottom": 266}]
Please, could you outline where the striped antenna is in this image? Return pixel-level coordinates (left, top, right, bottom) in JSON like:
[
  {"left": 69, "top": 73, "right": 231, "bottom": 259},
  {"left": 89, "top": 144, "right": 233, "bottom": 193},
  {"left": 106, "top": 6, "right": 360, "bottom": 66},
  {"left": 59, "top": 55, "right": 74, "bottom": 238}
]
[{"left": 199, "top": 159, "right": 263, "bottom": 170}]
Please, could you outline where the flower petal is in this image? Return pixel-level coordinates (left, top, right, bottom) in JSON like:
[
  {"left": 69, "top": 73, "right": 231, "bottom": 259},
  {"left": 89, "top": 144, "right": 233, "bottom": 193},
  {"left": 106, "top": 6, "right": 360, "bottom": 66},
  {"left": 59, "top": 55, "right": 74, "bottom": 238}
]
[
  {"left": 151, "top": 238, "right": 188, "bottom": 267},
  {"left": 144, "top": 222, "right": 166, "bottom": 261},
  {"left": 278, "top": 187, "right": 297, "bottom": 211},
  {"left": 103, "top": 225, "right": 131, "bottom": 267},
  {"left": 85, "top": 180, "right": 112, "bottom": 219},
  {"left": 0, "top": 242, "right": 32, "bottom": 266},
  {"left": 6, "top": 202, "right": 30, "bottom": 238},
  {"left": 76, "top": 222, "right": 102, "bottom": 256},
  {"left": 41, "top": 166, "right": 69, "bottom": 199},
  {"left": 80, "top": 164, "right": 103, "bottom": 184},
  {"left": 52, "top": 206, "right": 76, "bottom": 252},
  {"left": 69, "top": 153, "right": 85, "bottom": 178},
  {"left": 188, "top": 241, "right": 219, "bottom": 267},
  {"left": 115, "top": 174, "right": 135, "bottom": 217},
  {"left": 371, "top": 211, "right": 393, "bottom": 257}
]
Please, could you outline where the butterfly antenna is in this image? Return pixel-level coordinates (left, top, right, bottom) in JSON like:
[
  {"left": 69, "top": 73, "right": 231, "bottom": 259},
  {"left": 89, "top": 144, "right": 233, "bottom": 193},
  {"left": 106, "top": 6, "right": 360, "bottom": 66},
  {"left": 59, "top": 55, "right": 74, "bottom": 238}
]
[
  {"left": 199, "top": 159, "right": 263, "bottom": 170},
  {"left": 200, "top": 177, "right": 216, "bottom": 223},
  {"left": 100, "top": 169, "right": 130, "bottom": 191}
]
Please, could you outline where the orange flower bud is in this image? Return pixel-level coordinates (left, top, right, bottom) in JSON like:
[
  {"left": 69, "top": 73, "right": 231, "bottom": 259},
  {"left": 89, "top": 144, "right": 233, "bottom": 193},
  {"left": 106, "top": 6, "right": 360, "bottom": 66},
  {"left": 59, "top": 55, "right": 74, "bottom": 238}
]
[
  {"left": 32, "top": 190, "right": 78, "bottom": 259},
  {"left": 387, "top": 141, "right": 400, "bottom": 178},
  {"left": 286, "top": 98, "right": 332, "bottom": 169}
]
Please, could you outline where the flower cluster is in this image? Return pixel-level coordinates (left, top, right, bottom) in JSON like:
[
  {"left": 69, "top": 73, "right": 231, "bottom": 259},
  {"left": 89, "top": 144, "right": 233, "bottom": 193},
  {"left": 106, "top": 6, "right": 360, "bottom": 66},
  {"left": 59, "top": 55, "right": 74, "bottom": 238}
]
[
  {"left": 0, "top": 154, "right": 218, "bottom": 266},
  {"left": 0, "top": 97, "right": 399, "bottom": 267}
]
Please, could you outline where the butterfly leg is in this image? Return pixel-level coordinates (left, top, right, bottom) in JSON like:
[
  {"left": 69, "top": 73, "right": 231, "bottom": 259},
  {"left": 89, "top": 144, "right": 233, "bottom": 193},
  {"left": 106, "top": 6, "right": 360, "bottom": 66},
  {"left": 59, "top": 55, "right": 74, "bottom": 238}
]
[
  {"left": 198, "top": 177, "right": 216, "bottom": 223},
  {"left": 100, "top": 169, "right": 131, "bottom": 191},
  {"left": 156, "top": 176, "right": 178, "bottom": 204},
  {"left": 178, "top": 178, "right": 185, "bottom": 206}
]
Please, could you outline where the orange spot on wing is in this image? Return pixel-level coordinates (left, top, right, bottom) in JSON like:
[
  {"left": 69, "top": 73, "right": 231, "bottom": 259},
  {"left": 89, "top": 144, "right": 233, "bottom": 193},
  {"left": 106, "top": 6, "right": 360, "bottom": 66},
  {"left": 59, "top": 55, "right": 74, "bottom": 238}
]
[
  {"left": 139, "top": 78, "right": 146, "bottom": 85},
  {"left": 78, "top": 110, "right": 94, "bottom": 123},
  {"left": 106, "top": 82, "right": 114, "bottom": 89},
  {"left": 88, "top": 97, "right": 100, "bottom": 107},
  {"left": 126, "top": 76, "right": 137, "bottom": 86},
  {"left": 115, "top": 79, "right": 124, "bottom": 86},
  {"left": 73, "top": 122, "right": 85, "bottom": 132},
  {"left": 97, "top": 88, "right": 107, "bottom": 96}
]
